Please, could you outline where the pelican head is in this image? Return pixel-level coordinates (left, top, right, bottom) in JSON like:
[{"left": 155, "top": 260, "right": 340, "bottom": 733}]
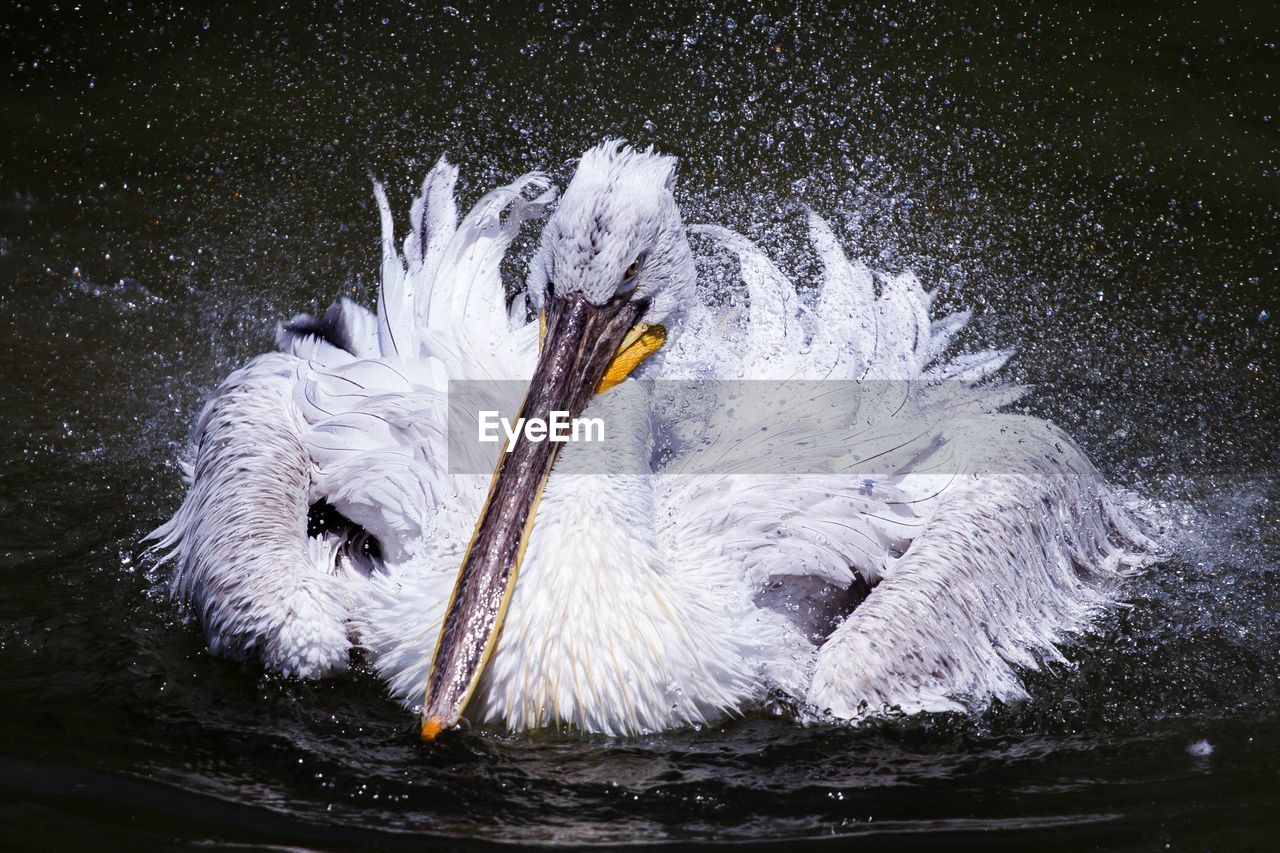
[
  {"left": 527, "top": 141, "right": 696, "bottom": 331},
  {"left": 420, "top": 141, "right": 695, "bottom": 740}
]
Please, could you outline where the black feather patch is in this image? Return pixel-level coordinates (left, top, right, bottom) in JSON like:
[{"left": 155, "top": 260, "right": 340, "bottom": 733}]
[
  {"left": 307, "top": 498, "right": 383, "bottom": 576},
  {"left": 283, "top": 300, "right": 360, "bottom": 356}
]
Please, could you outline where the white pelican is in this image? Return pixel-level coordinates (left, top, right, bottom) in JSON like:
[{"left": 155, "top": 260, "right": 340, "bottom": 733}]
[{"left": 149, "top": 141, "right": 1154, "bottom": 740}]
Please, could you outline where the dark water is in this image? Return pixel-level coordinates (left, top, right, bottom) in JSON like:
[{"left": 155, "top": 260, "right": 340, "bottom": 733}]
[{"left": 2, "top": 1, "right": 1278, "bottom": 848}]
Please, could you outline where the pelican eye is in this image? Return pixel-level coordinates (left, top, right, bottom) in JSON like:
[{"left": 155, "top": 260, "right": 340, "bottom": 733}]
[{"left": 616, "top": 258, "right": 641, "bottom": 296}]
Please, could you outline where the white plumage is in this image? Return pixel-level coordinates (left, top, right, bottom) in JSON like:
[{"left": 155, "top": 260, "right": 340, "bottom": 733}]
[{"left": 149, "top": 141, "right": 1155, "bottom": 736}]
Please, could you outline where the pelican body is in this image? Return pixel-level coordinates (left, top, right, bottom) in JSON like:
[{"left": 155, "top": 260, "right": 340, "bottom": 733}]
[{"left": 149, "top": 142, "right": 1154, "bottom": 739}]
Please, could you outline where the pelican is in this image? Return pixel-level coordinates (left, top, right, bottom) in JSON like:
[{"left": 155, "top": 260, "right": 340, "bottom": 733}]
[{"left": 148, "top": 141, "right": 1154, "bottom": 739}]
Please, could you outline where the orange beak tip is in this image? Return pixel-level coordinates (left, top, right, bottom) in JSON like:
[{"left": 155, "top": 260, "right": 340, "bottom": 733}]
[{"left": 420, "top": 719, "right": 444, "bottom": 743}]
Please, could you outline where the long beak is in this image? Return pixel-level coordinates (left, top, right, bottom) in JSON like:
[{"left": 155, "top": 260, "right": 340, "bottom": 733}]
[{"left": 420, "top": 291, "right": 664, "bottom": 741}]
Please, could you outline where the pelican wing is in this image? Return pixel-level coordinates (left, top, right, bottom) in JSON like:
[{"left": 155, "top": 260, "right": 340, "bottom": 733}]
[
  {"left": 807, "top": 418, "right": 1153, "bottom": 717},
  {"left": 150, "top": 160, "right": 555, "bottom": 679},
  {"left": 667, "top": 217, "right": 1155, "bottom": 716},
  {"left": 146, "top": 353, "right": 354, "bottom": 677}
]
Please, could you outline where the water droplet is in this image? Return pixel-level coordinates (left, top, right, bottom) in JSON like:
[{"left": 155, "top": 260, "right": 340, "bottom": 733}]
[{"left": 1187, "top": 739, "right": 1213, "bottom": 757}]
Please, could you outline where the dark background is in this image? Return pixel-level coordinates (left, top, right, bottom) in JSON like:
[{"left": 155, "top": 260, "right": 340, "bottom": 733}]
[{"left": 1, "top": 1, "right": 1277, "bottom": 848}]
